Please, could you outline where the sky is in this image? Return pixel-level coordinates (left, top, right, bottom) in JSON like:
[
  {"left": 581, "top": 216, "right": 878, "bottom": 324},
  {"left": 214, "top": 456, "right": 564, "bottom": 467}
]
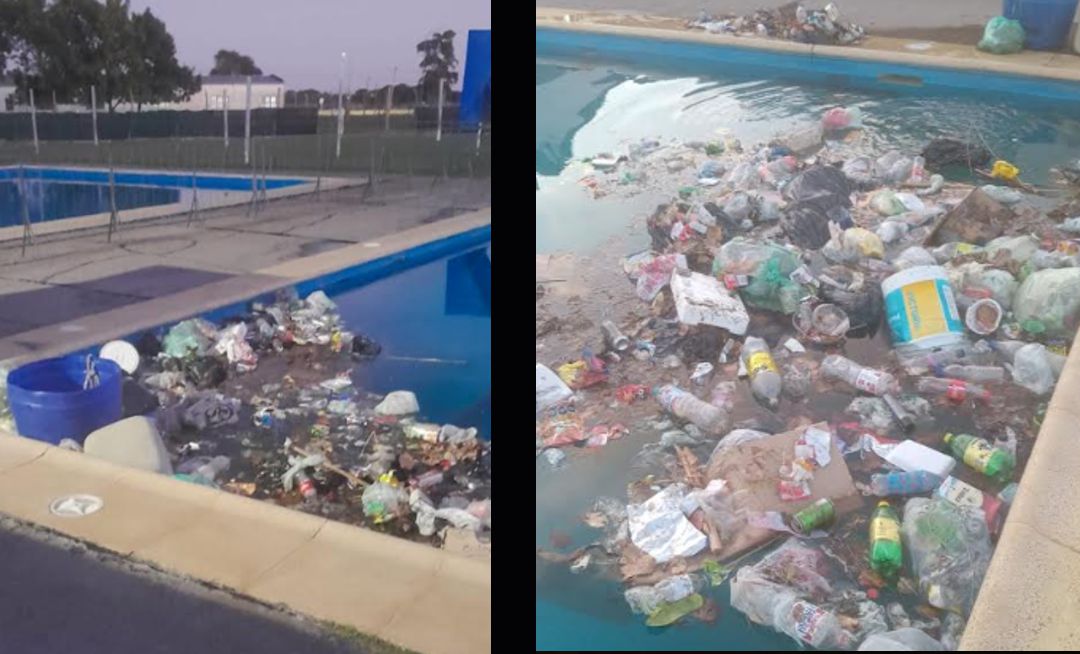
[{"left": 129, "top": 0, "right": 490, "bottom": 92}]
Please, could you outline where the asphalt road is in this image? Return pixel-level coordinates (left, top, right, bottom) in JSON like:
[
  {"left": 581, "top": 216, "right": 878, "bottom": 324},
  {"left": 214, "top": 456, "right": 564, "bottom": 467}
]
[{"left": 0, "top": 519, "right": 371, "bottom": 654}]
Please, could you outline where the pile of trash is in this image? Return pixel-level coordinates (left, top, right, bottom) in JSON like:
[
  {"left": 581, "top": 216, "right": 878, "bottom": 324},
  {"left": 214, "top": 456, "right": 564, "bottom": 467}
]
[
  {"left": 535, "top": 104, "right": 1080, "bottom": 648},
  {"left": 14, "top": 288, "right": 491, "bottom": 551},
  {"left": 690, "top": 2, "right": 866, "bottom": 46}
]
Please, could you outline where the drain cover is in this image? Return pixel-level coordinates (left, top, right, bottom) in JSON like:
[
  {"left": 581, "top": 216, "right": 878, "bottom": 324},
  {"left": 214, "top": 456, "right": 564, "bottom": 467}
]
[{"left": 49, "top": 494, "right": 104, "bottom": 518}]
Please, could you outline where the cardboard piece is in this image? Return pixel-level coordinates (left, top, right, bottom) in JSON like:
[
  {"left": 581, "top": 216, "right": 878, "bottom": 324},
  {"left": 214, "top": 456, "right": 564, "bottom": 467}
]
[
  {"left": 704, "top": 422, "right": 861, "bottom": 562},
  {"left": 926, "top": 188, "right": 1011, "bottom": 246}
]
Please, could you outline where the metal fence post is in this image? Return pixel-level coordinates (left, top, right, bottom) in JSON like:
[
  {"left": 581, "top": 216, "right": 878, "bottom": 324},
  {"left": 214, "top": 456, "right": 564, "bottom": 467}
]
[
  {"left": 223, "top": 89, "right": 229, "bottom": 150},
  {"left": 29, "top": 89, "right": 39, "bottom": 156},
  {"left": 106, "top": 160, "right": 119, "bottom": 242},
  {"left": 187, "top": 156, "right": 200, "bottom": 227},
  {"left": 244, "top": 75, "right": 252, "bottom": 165},
  {"left": 18, "top": 165, "right": 33, "bottom": 257},
  {"left": 91, "top": 85, "right": 99, "bottom": 146},
  {"left": 436, "top": 78, "right": 445, "bottom": 143}
]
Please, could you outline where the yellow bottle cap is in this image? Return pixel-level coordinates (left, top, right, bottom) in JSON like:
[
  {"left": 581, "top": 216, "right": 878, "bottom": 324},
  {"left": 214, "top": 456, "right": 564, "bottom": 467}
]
[{"left": 876, "top": 500, "right": 890, "bottom": 509}]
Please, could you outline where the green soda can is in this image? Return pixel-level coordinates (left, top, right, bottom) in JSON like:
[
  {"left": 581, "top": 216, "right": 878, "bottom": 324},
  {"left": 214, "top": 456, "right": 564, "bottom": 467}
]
[{"left": 791, "top": 498, "right": 835, "bottom": 534}]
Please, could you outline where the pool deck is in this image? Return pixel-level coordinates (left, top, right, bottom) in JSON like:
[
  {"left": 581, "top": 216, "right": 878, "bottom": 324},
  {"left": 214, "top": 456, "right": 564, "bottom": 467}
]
[
  {"left": 0, "top": 177, "right": 491, "bottom": 654},
  {"left": 537, "top": 7, "right": 1080, "bottom": 82},
  {"left": 536, "top": 10, "right": 1080, "bottom": 651}
]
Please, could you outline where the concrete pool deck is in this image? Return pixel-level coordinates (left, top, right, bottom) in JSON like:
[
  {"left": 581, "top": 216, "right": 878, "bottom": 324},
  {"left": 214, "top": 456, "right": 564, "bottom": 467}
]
[
  {"left": 0, "top": 174, "right": 489, "bottom": 360},
  {"left": 537, "top": 12, "right": 1080, "bottom": 650},
  {"left": 0, "top": 180, "right": 491, "bottom": 653}
]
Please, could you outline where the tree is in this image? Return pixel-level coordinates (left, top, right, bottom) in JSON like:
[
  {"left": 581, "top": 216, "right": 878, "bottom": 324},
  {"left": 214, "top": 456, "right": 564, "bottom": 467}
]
[
  {"left": 127, "top": 8, "right": 197, "bottom": 111},
  {"left": 4, "top": 0, "right": 197, "bottom": 111},
  {"left": 416, "top": 30, "right": 457, "bottom": 104},
  {"left": 210, "top": 48, "right": 261, "bottom": 76}
]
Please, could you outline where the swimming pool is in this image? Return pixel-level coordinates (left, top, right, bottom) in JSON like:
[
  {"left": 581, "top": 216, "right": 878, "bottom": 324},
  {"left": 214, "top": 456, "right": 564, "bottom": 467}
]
[
  {"left": 0, "top": 166, "right": 307, "bottom": 228},
  {"left": 535, "top": 27, "right": 1080, "bottom": 651}
]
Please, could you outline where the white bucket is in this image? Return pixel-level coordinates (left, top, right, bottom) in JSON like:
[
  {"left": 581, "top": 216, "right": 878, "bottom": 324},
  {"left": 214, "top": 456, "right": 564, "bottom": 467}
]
[{"left": 881, "top": 265, "right": 965, "bottom": 350}]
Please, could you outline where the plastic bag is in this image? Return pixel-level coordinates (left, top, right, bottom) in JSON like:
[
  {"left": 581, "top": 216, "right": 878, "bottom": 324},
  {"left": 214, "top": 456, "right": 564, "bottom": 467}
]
[
  {"left": 362, "top": 481, "right": 409, "bottom": 523},
  {"left": 1011, "top": 343, "right": 1057, "bottom": 395},
  {"left": 979, "top": 184, "right": 1022, "bottom": 205},
  {"left": 954, "top": 263, "right": 1018, "bottom": 310},
  {"left": 782, "top": 164, "right": 854, "bottom": 249},
  {"left": 537, "top": 363, "right": 574, "bottom": 413},
  {"left": 626, "top": 483, "right": 707, "bottom": 563},
  {"left": 901, "top": 497, "right": 992, "bottom": 617},
  {"left": 984, "top": 234, "right": 1040, "bottom": 263},
  {"left": 858, "top": 628, "right": 945, "bottom": 651},
  {"left": 978, "top": 16, "right": 1024, "bottom": 54},
  {"left": 162, "top": 319, "right": 218, "bottom": 358},
  {"left": 841, "top": 156, "right": 875, "bottom": 187},
  {"left": 874, "top": 151, "right": 914, "bottom": 185},
  {"left": 730, "top": 540, "right": 849, "bottom": 648},
  {"left": 1013, "top": 267, "right": 1080, "bottom": 337},
  {"left": 893, "top": 246, "right": 937, "bottom": 270},
  {"left": 822, "top": 106, "right": 863, "bottom": 134},
  {"left": 870, "top": 190, "right": 906, "bottom": 216}
]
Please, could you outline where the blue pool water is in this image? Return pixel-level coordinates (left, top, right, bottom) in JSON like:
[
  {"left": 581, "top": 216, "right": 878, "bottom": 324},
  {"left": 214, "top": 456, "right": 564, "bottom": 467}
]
[
  {"left": 0, "top": 167, "right": 305, "bottom": 226},
  {"left": 333, "top": 242, "right": 492, "bottom": 438}
]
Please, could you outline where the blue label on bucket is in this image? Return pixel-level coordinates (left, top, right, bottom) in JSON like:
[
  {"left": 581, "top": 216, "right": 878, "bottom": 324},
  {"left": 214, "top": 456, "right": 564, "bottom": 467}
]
[{"left": 884, "top": 278, "right": 963, "bottom": 344}]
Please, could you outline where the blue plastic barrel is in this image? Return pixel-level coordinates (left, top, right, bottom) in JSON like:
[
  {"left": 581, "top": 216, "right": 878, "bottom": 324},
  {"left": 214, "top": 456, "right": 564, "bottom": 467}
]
[
  {"left": 7, "top": 356, "right": 122, "bottom": 445},
  {"left": 1004, "top": 0, "right": 1080, "bottom": 50}
]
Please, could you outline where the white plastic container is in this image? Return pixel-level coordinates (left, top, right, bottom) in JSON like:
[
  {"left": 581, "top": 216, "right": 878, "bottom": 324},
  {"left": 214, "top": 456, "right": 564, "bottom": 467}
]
[
  {"left": 882, "top": 266, "right": 964, "bottom": 351},
  {"left": 885, "top": 439, "right": 956, "bottom": 479}
]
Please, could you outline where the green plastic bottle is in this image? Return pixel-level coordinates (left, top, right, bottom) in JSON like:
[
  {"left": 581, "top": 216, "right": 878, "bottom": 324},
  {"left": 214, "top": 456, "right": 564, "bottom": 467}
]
[
  {"left": 869, "top": 501, "right": 903, "bottom": 580},
  {"left": 943, "top": 432, "right": 1014, "bottom": 483}
]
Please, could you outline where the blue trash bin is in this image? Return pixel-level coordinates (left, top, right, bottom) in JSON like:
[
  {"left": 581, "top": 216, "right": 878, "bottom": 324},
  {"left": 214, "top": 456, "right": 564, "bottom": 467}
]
[
  {"left": 7, "top": 355, "right": 123, "bottom": 445},
  {"left": 1004, "top": 0, "right": 1080, "bottom": 50}
]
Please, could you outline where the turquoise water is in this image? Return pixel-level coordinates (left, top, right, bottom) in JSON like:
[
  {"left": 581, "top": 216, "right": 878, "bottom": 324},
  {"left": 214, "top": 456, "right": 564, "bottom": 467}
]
[
  {"left": 535, "top": 35, "right": 1080, "bottom": 652},
  {"left": 536, "top": 49, "right": 1080, "bottom": 255}
]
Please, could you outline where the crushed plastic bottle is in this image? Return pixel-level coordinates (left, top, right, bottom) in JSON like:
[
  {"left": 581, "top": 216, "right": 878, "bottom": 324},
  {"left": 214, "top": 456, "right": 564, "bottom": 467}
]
[
  {"left": 821, "top": 354, "right": 899, "bottom": 395},
  {"left": 740, "top": 337, "right": 782, "bottom": 409},
  {"left": 938, "top": 364, "right": 1005, "bottom": 383},
  {"left": 653, "top": 384, "right": 731, "bottom": 435},
  {"left": 869, "top": 471, "right": 942, "bottom": 497},
  {"left": 915, "top": 377, "right": 991, "bottom": 403}
]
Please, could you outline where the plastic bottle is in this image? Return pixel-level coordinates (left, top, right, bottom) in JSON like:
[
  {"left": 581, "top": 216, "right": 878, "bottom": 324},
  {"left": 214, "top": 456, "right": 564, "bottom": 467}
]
[
  {"left": 869, "top": 500, "right": 903, "bottom": 580},
  {"left": 916, "top": 377, "right": 991, "bottom": 403},
  {"left": 943, "top": 433, "right": 1014, "bottom": 483},
  {"left": 192, "top": 455, "right": 230, "bottom": 484},
  {"left": 772, "top": 594, "right": 848, "bottom": 649},
  {"left": 653, "top": 384, "right": 731, "bottom": 434},
  {"left": 869, "top": 470, "right": 942, "bottom": 496},
  {"left": 740, "top": 337, "right": 782, "bottom": 409},
  {"left": 294, "top": 469, "right": 318, "bottom": 499},
  {"left": 820, "top": 354, "right": 899, "bottom": 395},
  {"left": 939, "top": 364, "right": 1005, "bottom": 383}
]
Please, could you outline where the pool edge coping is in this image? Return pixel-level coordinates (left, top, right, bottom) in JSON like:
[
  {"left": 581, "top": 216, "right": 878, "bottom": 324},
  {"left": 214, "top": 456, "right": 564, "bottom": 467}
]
[
  {"left": 535, "top": 10, "right": 1080, "bottom": 83},
  {"left": 0, "top": 208, "right": 492, "bottom": 654}
]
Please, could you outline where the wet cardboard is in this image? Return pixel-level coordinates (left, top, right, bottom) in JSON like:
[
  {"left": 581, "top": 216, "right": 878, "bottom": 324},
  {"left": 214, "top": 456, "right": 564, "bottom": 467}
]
[{"left": 705, "top": 422, "right": 861, "bottom": 562}]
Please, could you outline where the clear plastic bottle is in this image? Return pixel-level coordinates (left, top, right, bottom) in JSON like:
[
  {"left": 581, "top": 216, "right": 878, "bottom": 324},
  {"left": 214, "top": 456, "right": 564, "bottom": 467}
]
[
  {"left": 653, "top": 384, "right": 731, "bottom": 434},
  {"left": 939, "top": 364, "right": 1006, "bottom": 383},
  {"left": 740, "top": 337, "right": 782, "bottom": 409},
  {"left": 869, "top": 470, "right": 942, "bottom": 496},
  {"left": 772, "top": 594, "right": 848, "bottom": 649},
  {"left": 192, "top": 455, "right": 230, "bottom": 484},
  {"left": 916, "top": 377, "right": 991, "bottom": 403},
  {"left": 820, "top": 354, "right": 898, "bottom": 395}
]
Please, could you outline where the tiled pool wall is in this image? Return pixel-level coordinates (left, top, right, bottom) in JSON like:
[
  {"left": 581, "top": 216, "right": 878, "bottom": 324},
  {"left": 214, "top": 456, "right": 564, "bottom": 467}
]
[{"left": 537, "top": 27, "right": 1080, "bottom": 106}]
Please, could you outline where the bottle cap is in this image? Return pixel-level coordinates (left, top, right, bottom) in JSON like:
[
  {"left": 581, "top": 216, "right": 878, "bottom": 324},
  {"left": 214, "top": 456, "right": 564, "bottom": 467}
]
[
  {"left": 876, "top": 500, "right": 890, "bottom": 508},
  {"left": 943, "top": 432, "right": 954, "bottom": 444}
]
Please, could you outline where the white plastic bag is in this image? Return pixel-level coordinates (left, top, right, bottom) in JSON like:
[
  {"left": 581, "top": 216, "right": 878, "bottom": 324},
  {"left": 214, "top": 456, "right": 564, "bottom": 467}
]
[
  {"left": 536, "top": 364, "right": 574, "bottom": 413},
  {"left": 626, "top": 483, "right": 707, "bottom": 563}
]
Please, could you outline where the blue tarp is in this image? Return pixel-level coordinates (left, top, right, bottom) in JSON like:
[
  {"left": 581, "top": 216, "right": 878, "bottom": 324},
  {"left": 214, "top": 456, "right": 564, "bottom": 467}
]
[{"left": 459, "top": 29, "right": 491, "bottom": 129}]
